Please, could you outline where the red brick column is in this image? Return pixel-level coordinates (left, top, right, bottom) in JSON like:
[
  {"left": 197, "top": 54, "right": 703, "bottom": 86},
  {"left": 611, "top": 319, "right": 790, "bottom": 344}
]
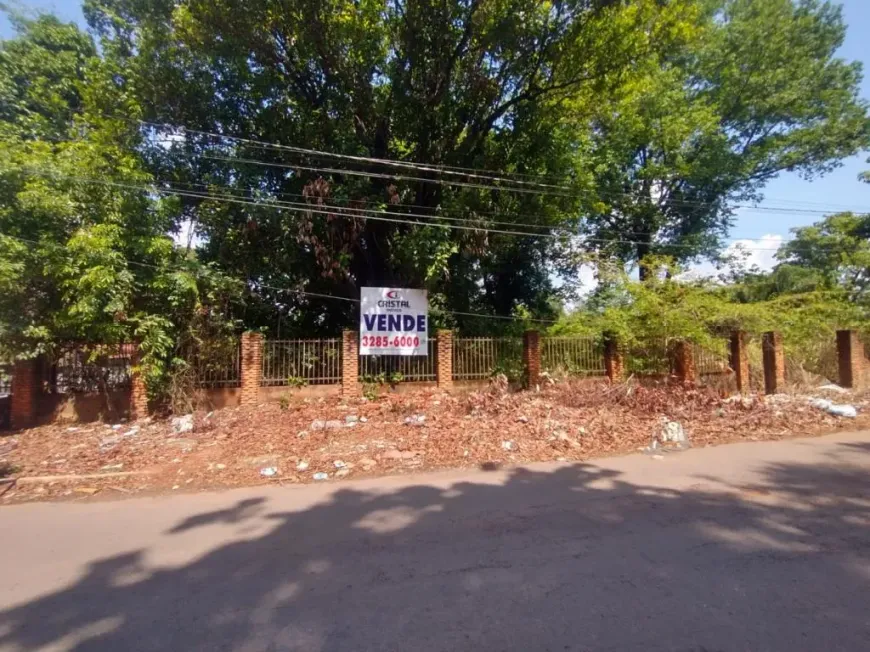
[
  {"left": 604, "top": 335, "right": 624, "bottom": 383},
  {"left": 837, "top": 330, "right": 865, "bottom": 390},
  {"left": 10, "top": 358, "right": 38, "bottom": 430},
  {"left": 435, "top": 330, "right": 454, "bottom": 389},
  {"left": 239, "top": 332, "right": 263, "bottom": 406},
  {"left": 523, "top": 330, "right": 541, "bottom": 388},
  {"left": 762, "top": 331, "right": 785, "bottom": 395},
  {"left": 129, "top": 343, "right": 149, "bottom": 419},
  {"left": 341, "top": 330, "right": 360, "bottom": 397},
  {"left": 729, "top": 331, "right": 750, "bottom": 394},
  {"left": 672, "top": 340, "right": 696, "bottom": 383}
]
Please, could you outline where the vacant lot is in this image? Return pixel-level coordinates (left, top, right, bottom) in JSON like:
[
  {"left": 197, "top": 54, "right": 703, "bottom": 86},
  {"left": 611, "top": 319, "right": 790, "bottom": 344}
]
[{"left": 1, "top": 380, "right": 867, "bottom": 503}]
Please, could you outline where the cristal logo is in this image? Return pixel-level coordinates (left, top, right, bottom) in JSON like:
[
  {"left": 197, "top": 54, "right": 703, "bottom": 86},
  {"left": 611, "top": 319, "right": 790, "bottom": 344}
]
[{"left": 377, "top": 289, "right": 410, "bottom": 309}]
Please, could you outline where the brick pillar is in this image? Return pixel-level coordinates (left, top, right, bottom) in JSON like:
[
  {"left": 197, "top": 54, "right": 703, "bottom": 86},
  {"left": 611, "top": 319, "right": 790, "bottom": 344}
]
[
  {"left": 10, "top": 358, "right": 38, "bottom": 430},
  {"left": 837, "top": 330, "right": 865, "bottom": 390},
  {"left": 729, "top": 331, "right": 750, "bottom": 394},
  {"left": 239, "top": 332, "right": 263, "bottom": 406},
  {"left": 672, "top": 340, "right": 696, "bottom": 383},
  {"left": 341, "top": 330, "right": 360, "bottom": 397},
  {"left": 523, "top": 330, "right": 541, "bottom": 388},
  {"left": 129, "top": 343, "right": 149, "bottom": 419},
  {"left": 762, "top": 331, "right": 785, "bottom": 395},
  {"left": 604, "top": 334, "right": 624, "bottom": 383},
  {"left": 435, "top": 330, "right": 454, "bottom": 389}
]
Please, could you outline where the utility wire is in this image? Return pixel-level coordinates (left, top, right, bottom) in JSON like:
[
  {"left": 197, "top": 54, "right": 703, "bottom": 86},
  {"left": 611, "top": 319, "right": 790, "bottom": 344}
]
[
  {"left": 0, "top": 230, "right": 558, "bottom": 323},
  {"left": 22, "top": 170, "right": 800, "bottom": 251},
  {"left": 162, "top": 143, "right": 870, "bottom": 216},
  {"left": 138, "top": 125, "right": 870, "bottom": 213},
  {"left": 54, "top": 114, "right": 870, "bottom": 213},
  {"left": 145, "top": 177, "right": 813, "bottom": 244}
]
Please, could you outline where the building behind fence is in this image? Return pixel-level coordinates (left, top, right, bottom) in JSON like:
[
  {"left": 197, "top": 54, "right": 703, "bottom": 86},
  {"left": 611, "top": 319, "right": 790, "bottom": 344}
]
[{"left": 2, "top": 328, "right": 867, "bottom": 429}]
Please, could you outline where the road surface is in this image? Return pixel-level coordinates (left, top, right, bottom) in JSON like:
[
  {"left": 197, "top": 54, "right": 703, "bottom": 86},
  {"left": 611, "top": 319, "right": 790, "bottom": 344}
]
[{"left": 2, "top": 431, "right": 870, "bottom": 651}]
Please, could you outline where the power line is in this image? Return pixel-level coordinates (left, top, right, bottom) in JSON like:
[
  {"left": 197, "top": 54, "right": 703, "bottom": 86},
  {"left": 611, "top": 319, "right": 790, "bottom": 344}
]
[
  {"left": 138, "top": 119, "right": 578, "bottom": 189},
  {"left": 149, "top": 177, "right": 814, "bottom": 244},
  {"left": 47, "top": 113, "right": 870, "bottom": 215},
  {"left": 165, "top": 143, "right": 870, "bottom": 216},
  {"left": 0, "top": 230, "right": 558, "bottom": 323},
  {"left": 23, "top": 170, "right": 800, "bottom": 251},
  {"left": 138, "top": 125, "right": 870, "bottom": 213}
]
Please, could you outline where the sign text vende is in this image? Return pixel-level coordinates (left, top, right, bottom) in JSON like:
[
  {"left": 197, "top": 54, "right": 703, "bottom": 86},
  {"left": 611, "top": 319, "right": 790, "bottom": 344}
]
[{"left": 360, "top": 287, "right": 428, "bottom": 356}]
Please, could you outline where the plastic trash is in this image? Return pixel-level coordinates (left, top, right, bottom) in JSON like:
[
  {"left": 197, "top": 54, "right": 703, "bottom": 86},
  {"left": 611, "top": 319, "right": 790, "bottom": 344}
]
[
  {"left": 260, "top": 466, "right": 278, "bottom": 477},
  {"left": 809, "top": 397, "right": 857, "bottom": 418},
  {"left": 828, "top": 404, "right": 857, "bottom": 418},
  {"left": 313, "top": 472, "right": 329, "bottom": 481}
]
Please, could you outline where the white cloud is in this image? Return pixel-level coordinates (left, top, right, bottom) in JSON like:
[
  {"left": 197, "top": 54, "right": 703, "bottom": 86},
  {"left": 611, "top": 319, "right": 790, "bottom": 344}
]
[{"left": 686, "top": 233, "right": 784, "bottom": 280}]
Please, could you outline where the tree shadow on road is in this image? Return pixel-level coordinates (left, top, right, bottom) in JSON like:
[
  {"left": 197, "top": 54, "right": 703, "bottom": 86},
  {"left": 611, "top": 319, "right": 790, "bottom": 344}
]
[{"left": 1, "top": 448, "right": 869, "bottom": 651}]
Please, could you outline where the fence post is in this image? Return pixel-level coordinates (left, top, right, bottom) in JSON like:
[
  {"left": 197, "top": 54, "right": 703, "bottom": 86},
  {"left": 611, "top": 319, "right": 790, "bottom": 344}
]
[
  {"left": 672, "top": 340, "right": 696, "bottom": 383},
  {"left": 10, "top": 358, "right": 39, "bottom": 430},
  {"left": 762, "top": 331, "right": 785, "bottom": 395},
  {"left": 604, "top": 334, "right": 624, "bottom": 383},
  {"left": 729, "top": 331, "right": 750, "bottom": 394},
  {"left": 523, "top": 330, "right": 541, "bottom": 388},
  {"left": 435, "top": 330, "right": 454, "bottom": 389},
  {"left": 837, "top": 330, "right": 865, "bottom": 390},
  {"left": 129, "top": 343, "right": 149, "bottom": 419},
  {"left": 239, "top": 332, "right": 263, "bottom": 406},
  {"left": 341, "top": 330, "right": 360, "bottom": 397}
]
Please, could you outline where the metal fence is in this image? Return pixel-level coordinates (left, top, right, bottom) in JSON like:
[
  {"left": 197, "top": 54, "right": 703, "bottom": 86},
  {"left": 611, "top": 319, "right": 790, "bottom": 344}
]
[
  {"left": 692, "top": 340, "right": 731, "bottom": 375},
  {"left": 262, "top": 339, "right": 342, "bottom": 386},
  {"left": 542, "top": 337, "right": 605, "bottom": 376},
  {"left": 191, "top": 339, "right": 242, "bottom": 388},
  {"left": 625, "top": 338, "right": 672, "bottom": 376},
  {"left": 0, "top": 365, "right": 11, "bottom": 395},
  {"left": 359, "top": 338, "right": 437, "bottom": 383},
  {"left": 453, "top": 337, "right": 524, "bottom": 381},
  {"left": 52, "top": 344, "right": 133, "bottom": 394}
]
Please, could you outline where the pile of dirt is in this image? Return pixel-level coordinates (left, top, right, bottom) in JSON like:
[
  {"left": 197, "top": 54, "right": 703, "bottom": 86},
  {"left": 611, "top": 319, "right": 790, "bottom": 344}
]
[{"left": 2, "top": 379, "right": 867, "bottom": 503}]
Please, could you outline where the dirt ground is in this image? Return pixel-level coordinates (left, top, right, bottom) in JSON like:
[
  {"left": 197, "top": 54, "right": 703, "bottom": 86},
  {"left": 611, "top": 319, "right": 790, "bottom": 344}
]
[{"left": 1, "top": 379, "right": 868, "bottom": 504}]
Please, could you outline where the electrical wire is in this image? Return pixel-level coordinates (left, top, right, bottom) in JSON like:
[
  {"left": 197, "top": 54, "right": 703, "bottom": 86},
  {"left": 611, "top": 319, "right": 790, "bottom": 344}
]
[
  {"left": 22, "top": 169, "right": 800, "bottom": 251},
  {"left": 0, "top": 230, "right": 559, "bottom": 323}
]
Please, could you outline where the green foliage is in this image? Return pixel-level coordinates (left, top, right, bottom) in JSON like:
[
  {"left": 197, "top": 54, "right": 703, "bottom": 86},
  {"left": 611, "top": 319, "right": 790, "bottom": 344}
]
[
  {"left": 285, "top": 376, "right": 307, "bottom": 389},
  {"left": 574, "top": 0, "right": 870, "bottom": 273},
  {"left": 0, "top": 15, "right": 240, "bottom": 404}
]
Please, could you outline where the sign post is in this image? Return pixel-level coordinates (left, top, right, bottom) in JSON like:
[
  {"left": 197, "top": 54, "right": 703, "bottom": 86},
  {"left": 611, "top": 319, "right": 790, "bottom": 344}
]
[{"left": 360, "top": 287, "right": 428, "bottom": 356}]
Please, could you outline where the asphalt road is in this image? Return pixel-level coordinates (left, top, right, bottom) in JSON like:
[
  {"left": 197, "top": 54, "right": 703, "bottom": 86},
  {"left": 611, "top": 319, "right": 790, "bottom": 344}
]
[{"left": 2, "top": 431, "right": 870, "bottom": 652}]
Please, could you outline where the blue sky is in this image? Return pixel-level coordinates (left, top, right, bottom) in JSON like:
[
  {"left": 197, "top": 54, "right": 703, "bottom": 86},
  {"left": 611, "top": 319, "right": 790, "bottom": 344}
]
[{"left": 2, "top": 0, "right": 869, "bottom": 272}]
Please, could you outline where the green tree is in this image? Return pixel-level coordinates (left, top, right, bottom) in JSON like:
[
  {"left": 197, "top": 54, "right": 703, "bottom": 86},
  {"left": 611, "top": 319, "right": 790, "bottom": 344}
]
[
  {"left": 576, "top": 0, "right": 869, "bottom": 277},
  {"left": 0, "top": 14, "right": 239, "bottom": 399},
  {"left": 777, "top": 212, "right": 870, "bottom": 302},
  {"left": 82, "top": 0, "right": 697, "bottom": 333}
]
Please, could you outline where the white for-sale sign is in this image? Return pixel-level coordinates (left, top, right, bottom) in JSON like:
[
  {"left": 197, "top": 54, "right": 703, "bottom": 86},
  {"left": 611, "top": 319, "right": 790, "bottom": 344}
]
[{"left": 360, "top": 287, "right": 428, "bottom": 356}]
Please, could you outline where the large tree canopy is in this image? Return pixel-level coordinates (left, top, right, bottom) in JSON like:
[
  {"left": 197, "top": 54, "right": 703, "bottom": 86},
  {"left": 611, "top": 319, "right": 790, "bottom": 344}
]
[
  {"left": 0, "top": 14, "right": 239, "bottom": 396},
  {"left": 0, "top": 0, "right": 868, "bottom": 355},
  {"left": 577, "top": 0, "right": 870, "bottom": 278}
]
